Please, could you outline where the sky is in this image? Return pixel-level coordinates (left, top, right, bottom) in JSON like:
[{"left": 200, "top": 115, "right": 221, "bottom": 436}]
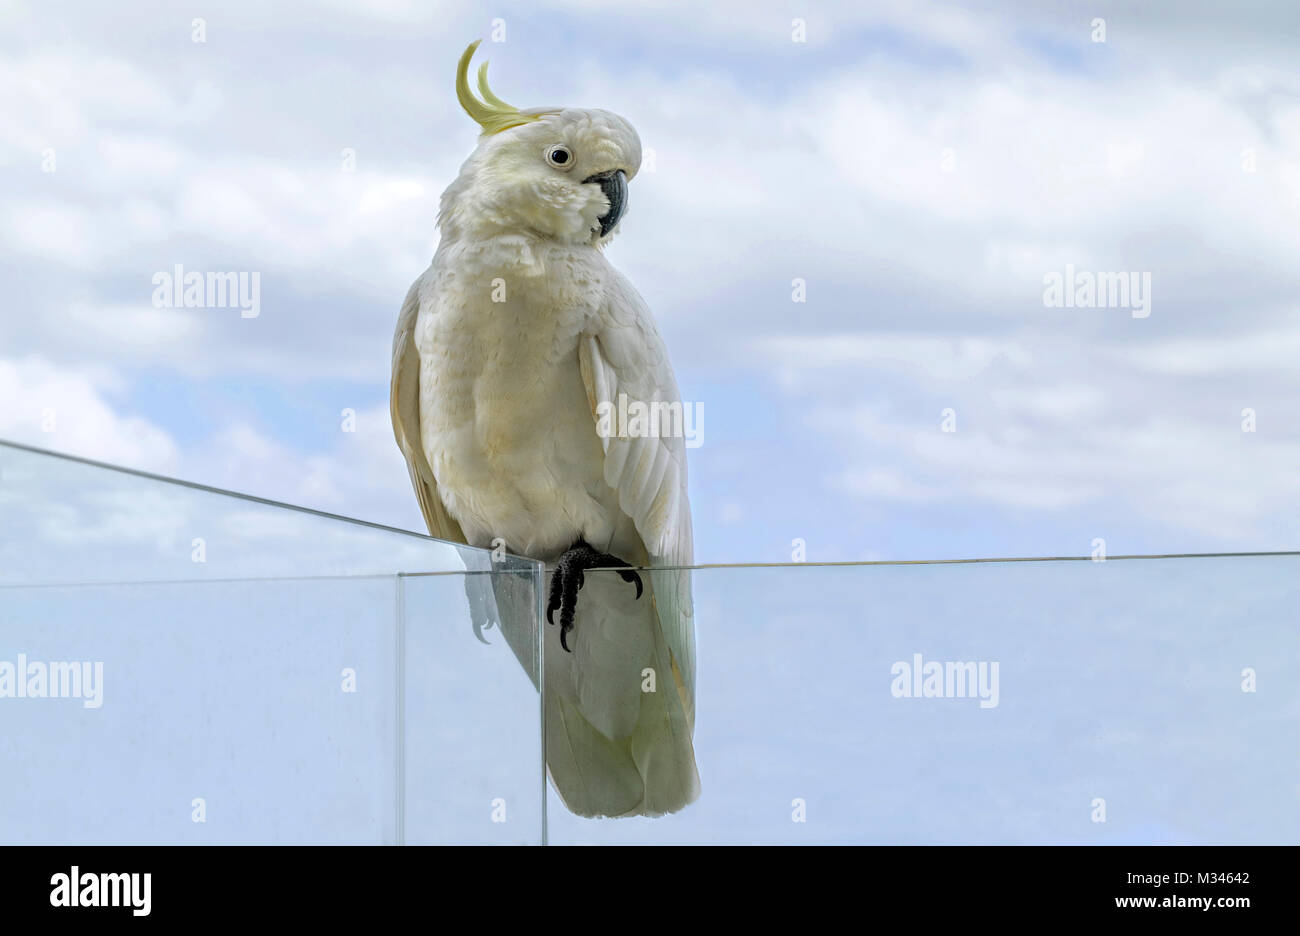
[
  {"left": 3, "top": 0, "right": 1300, "bottom": 564},
  {"left": 3, "top": 0, "right": 1300, "bottom": 847}
]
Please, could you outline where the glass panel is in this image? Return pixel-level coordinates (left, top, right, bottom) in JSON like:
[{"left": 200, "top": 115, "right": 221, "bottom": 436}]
[
  {"left": 0, "top": 439, "right": 534, "bottom": 584},
  {"left": 0, "top": 440, "right": 544, "bottom": 844},
  {"left": 1, "top": 577, "right": 401, "bottom": 843},
  {"left": 400, "top": 570, "right": 544, "bottom": 844},
  {"left": 550, "top": 558, "right": 1299, "bottom": 844},
  {"left": 9, "top": 439, "right": 1295, "bottom": 845}
]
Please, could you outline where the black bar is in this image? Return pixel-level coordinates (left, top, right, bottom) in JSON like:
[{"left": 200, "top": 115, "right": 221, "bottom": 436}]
[{"left": 0, "top": 844, "right": 1282, "bottom": 921}]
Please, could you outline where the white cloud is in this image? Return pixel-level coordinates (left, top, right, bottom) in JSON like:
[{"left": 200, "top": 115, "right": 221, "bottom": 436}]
[
  {"left": 755, "top": 334, "right": 1031, "bottom": 381},
  {"left": 763, "top": 332, "right": 1300, "bottom": 540},
  {"left": 1109, "top": 321, "right": 1300, "bottom": 376},
  {"left": 0, "top": 356, "right": 178, "bottom": 471},
  {"left": 184, "top": 407, "right": 423, "bottom": 533}
]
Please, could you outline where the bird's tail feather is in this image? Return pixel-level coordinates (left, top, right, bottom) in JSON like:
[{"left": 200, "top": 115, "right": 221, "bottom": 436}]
[
  {"left": 474, "top": 564, "right": 700, "bottom": 818},
  {"left": 546, "top": 693, "right": 645, "bottom": 818},
  {"left": 546, "top": 684, "right": 700, "bottom": 818},
  {"left": 623, "top": 613, "right": 700, "bottom": 816}
]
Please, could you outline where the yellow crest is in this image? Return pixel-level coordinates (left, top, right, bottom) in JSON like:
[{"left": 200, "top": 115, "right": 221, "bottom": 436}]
[{"left": 456, "top": 40, "right": 545, "bottom": 136}]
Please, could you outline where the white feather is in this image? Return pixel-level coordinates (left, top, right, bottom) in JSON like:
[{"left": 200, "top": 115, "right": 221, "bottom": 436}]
[{"left": 391, "top": 103, "right": 699, "bottom": 817}]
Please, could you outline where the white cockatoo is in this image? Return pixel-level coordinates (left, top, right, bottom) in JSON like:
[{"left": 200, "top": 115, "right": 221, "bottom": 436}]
[{"left": 391, "top": 41, "right": 700, "bottom": 817}]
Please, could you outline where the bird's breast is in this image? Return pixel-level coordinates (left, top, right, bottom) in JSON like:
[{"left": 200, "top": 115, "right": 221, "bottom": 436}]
[{"left": 414, "top": 247, "right": 619, "bottom": 558}]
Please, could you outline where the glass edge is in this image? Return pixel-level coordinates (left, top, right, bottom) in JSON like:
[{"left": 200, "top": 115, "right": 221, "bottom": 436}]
[
  {"left": 0, "top": 437, "right": 542, "bottom": 570},
  {"left": 8, "top": 440, "right": 1294, "bottom": 570},
  {"left": 583, "top": 551, "right": 1300, "bottom": 571}
]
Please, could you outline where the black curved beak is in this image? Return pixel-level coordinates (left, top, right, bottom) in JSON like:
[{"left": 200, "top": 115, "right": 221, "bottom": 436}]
[{"left": 584, "top": 169, "right": 628, "bottom": 237}]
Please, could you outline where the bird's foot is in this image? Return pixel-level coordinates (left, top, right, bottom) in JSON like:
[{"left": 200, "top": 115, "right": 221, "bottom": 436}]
[{"left": 545, "top": 539, "right": 643, "bottom": 652}]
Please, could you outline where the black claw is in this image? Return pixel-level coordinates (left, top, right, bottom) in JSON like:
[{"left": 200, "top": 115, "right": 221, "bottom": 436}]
[
  {"left": 560, "top": 568, "right": 579, "bottom": 630},
  {"left": 545, "top": 538, "right": 644, "bottom": 652},
  {"left": 546, "top": 565, "right": 564, "bottom": 627},
  {"left": 619, "top": 569, "right": 644, "bottom": 600}
]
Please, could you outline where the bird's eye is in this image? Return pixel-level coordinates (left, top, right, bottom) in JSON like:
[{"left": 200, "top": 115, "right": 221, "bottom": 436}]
[{"left": 545, "top": 144, "right": 574, "bottom": 169}]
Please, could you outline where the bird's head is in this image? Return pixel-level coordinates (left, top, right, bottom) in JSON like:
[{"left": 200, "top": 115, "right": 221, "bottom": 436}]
[{"left": 438, "top": 41, "right": 642, "bottom": 247}]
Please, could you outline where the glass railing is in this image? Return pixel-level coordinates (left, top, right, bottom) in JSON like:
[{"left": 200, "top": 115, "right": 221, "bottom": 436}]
[
  {"left": 3, "top": 438, "right": 1295, "bottom": 844},
  {"left": 554, "top": 557, "right": 1299, "bottom": 844},
  {"left": 0, "top": 439, "right": 544, "bottom": 844}
]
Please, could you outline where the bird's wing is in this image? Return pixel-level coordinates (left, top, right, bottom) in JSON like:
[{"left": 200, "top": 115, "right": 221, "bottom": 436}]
[
  {"left": 392, "top": 278, "right": 542, "bottom": 691},
  {"left": 390, "top": 277, "right": 467, "bottom": 544},
  {"left": 578, "top": 271, "right": 696, "bottom": 710}
]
